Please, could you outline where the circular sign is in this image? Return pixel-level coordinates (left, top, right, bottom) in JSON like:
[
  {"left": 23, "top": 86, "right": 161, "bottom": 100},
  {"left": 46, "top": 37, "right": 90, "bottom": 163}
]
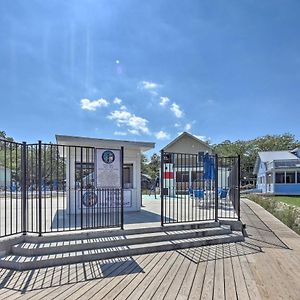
[
  {"left": 82, "top": 191, "right": 98, "bottom": 207},
  {"left": 102, "top": 150, "right": 115, "bottom": 164}
]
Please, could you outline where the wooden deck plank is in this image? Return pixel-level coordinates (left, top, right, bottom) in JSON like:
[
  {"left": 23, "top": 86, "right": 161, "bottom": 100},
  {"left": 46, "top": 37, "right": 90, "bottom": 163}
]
[
  {"left": 69, "top": 255, "right": 149, "bottom": 300},
  {"left": 213, "top": 248, "right": 225, "bottom": 300},
  {"left": 239, "top": 244, "right": 262, "bottom": 300},
  {"left": 231, "top": 254, "right": 250, "bottom": 300},
  {"left": 199, "top": 246, "right": 216, "bottom": 300},
  {"left": 84, "top": 253, "right": 152, "bottom": 299},
  {"left": 188, "top": 248, "right": 208, "bottom": 300},
  {"left": 95, "top": 252, "right": 161, "bottom": 300},
  {"left": 17, "top": 259, "right": 126, "bottom": 300},
  {"left": 140, "top": 250, "right": 186, "bottom": 300},
  {"left": 134, "top": 251, "right": 181, "bottom": 300},
  {"left": 164, "top": 249, "right": 195, "bottom": 300},
  {"left": 125, "top": 251, "right": 179, "bottom": 300},
  {"left": 114, "top": 251, "right": 173, "bottom": 300},
  {"left": 223, "top": 255, "right": 237, "bottom": 300},
  {"left": 175, "top": 249, "right": 199, "bottom": 300}
]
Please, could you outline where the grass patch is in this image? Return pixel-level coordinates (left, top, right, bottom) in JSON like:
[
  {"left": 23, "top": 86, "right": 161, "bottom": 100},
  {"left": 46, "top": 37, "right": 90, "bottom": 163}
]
[
  {"left": 273, "top": 196, "right": 300, "bottom": 207},
  {"left": 246, "top": 194, "right": 300, "bottom": 235}
]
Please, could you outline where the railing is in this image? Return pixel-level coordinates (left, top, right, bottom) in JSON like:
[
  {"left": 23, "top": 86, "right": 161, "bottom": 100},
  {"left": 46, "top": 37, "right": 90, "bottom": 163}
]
[
  {"left": 160, "top": 150, "right": 241, "bottom": 225},
  {"left": 0, "top": 139, "right": 123, "bottom": 238}
]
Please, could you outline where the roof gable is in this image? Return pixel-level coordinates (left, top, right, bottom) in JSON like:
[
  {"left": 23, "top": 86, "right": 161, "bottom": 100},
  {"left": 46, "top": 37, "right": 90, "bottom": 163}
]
[
  {"left": 162, "top": 132, "right": 212, "bottom": 153},
  {"left": 56, "top": 134, "right": 155, "bottom": 152},
  {"left": 258, "top": 151, "right": 298, "bottom": 162},
  {"left": 253, "top": 150, "right": 299, "bottom": 174}
]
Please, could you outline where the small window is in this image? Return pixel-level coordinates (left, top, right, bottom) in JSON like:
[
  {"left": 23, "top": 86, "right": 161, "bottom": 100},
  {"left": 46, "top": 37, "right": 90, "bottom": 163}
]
[
  {"left": 267, "top": 173, "right": 272, "bottom": 184},
  {"left": 75, "top": 162, "right": 95, "bottom": 188},
  {"left": 297, "top": 172, "right": 300, "bottom": 184},
  {"left": 176, "top": 171, "right": 189, "bottom": 183},
  {"left": 286, "top": 172, "right": 295, "bottom": 184},
  {"left": 275, "top": 172, "right": 285, "bottom": 184},
  {"left": 191, "top": 171, "right": 203, "bottom": 182},
  {"left": 123, "top": 164, "right": 133, "bottom": 189}
]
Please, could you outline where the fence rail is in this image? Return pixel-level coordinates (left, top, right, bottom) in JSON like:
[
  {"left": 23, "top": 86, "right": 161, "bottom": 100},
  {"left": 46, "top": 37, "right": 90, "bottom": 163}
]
[
  {"left": 1, "top": 138, "right": 241, "bottom": 238},
  {"left": 160, "top": 150, "right": 241, "bottom": 225},
  {"left": 0, "top": 139, "right": 123, "bottom": 238}
]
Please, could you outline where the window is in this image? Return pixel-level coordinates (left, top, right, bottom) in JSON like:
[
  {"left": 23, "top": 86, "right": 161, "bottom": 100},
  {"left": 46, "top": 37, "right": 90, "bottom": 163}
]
[
  {"left": 75, "top": 162, "right": 95, "bottom": 188},
  {"left": 275, "top": 172, "right": 285, "bottom": 184},
  {"left": 191, "top": 171, "right": 203, "bottom": 182},
  {"left": 286, "top": 172, "right": 295, "bottom": 184},
  {"left": 266, "top": 173, "right": 273, "bottom": 184},
  {"left": 297, "top": 172, "right": 300, "bottom": 184},
  {"left": 176, "top": 171, "right": 189, "bottom": 183},
  {"left": 123, "top": 164, "right": 133, "bottom": 189}
]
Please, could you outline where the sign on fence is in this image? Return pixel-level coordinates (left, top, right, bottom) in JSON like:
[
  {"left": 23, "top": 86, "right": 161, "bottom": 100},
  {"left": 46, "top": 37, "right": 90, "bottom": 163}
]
[{"left": 96, "top": 149, "right": 121, "bottom": 188}]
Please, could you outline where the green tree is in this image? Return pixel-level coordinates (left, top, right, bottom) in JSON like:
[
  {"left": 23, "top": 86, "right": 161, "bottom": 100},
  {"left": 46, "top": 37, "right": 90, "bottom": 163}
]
[
  {"left": 148, "top": 153, "right": 160, "bottom": 180},
  {"left": 0, "top": 131, "right": 14, "bottom": 142},
  {"left": 141, "top": 153, "right": 161, "bottom": 180},
  {"left": 214, "top": 133, "right": 300, "bottom": 185}
]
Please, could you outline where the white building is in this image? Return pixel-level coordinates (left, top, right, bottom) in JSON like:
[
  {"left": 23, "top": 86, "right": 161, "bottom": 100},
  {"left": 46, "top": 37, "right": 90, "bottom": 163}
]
[
  {"left": 162, "top": 132, "right": 214, "bottom": 196},
  {"left": 56, "top": 135, "right": 154, "bottom": 212}
]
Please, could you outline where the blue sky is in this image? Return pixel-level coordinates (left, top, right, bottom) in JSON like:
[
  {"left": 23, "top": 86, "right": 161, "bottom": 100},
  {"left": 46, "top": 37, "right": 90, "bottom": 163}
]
[{"left": 1, "top": 0, "right": 300, "bottom": 153}]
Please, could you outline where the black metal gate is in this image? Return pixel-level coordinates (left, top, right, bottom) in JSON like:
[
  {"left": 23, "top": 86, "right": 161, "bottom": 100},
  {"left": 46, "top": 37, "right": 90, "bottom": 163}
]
[
  {"left": 0, "top": 139, "right": 124, "bottom": 238},
  {"left": 160, "top": 150, "right": 240, "bottom": 225}
]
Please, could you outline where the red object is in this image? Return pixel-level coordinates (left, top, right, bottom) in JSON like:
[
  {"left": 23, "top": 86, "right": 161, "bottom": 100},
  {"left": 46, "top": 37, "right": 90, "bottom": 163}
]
[{"left": 164, "top": 172, "right": 174, "bottom": 179}]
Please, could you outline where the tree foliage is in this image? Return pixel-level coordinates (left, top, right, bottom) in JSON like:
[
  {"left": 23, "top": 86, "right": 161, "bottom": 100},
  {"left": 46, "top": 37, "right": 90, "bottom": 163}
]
[
  {"left": 213, "top": 133, "right": 300, "bottom": 182},
  {"left": 141, "top": 153, "right": 161, "bottom": 180},
  {"left": 0, "top": 131, "right": 14, "bottom": 142}
]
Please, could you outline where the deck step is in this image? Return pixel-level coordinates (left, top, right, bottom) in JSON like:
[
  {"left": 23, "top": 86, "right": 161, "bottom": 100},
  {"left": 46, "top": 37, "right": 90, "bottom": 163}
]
[
  {"left": 0, "top": 231, "right": 244, "bottom": 270},
  {"left": 23, "top": 221, "right": 220, "bottom": 244},
  {"left": 0, "top": 222, "right": 245, "bottom": 270},
  {"left": 12, "top": 226, "right": 232, "bottom": 256}
]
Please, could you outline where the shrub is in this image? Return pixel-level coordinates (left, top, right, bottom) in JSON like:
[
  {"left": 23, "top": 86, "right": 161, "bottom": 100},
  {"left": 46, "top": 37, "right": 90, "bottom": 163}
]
[{"left": 247, "top": 194, "right": 300, "bottom": 235}]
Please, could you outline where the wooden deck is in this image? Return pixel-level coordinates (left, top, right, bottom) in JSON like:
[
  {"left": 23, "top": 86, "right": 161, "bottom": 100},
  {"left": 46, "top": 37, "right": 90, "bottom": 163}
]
[{"left": 0, "top": 198, "right": 300, "bottom": 299}]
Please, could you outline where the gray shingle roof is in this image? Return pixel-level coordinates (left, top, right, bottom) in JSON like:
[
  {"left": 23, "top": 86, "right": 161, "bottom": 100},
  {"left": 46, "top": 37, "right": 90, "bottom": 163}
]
[
  {"left": 253, "top": 151, "right": 299, "bottom": 174},
  {"left": 258, "top": 151, "right": 298, "bottom": 162}
]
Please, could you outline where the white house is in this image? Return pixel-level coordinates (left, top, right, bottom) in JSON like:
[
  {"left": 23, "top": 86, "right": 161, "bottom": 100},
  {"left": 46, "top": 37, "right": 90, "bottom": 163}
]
[
  {"left": 253, "top": 148, "right": 300, "bottom": 195},
  {"left": 162, "top": 132, "right": 214, "bottom": 195},
  {"left": 56, "top": 135, "right": 155, "bottom": 212}
]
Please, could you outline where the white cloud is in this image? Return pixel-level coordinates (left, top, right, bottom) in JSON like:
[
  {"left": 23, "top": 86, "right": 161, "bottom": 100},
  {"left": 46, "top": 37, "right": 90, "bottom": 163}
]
[
  {"left": 113, "top": 97, "right": 122, "bottom": 105},
  {"left": 184, "top": 123, "right": 192, "bottom": 131},
  {"left": 128, "top": 129, "right": 140, "bottom": 135},
  {"left": 80, "top": 98, "right": 109, "bottom": 111},
  {"left": 159, "top": 96, "right": 170, "bottom": 107},
  {"left": 108, "top": 109, "right": 149, "bottom": 135},
  {"left": 174, "top": 123, "right": 180, "bottom": 128},
  {"left": 120, "top": 105, "right": 127, "bottom": 110},
  {"left": 195, "top": 135, "right": 207, "bottom": 141},
  {"left": 139, "top": 81, "right": 161, "bottom": 96},
  {"left": 155, "top": 130, "right": 170, "bottom": 140},
  {"left": 170, "top": 102, "right": 183, "bottom": 118},
  {"left": 114, "top": 131, "right": 127, "bottom": 136},
  {"left": 141, "top": 81, "right": 160, "bottom": 90}
]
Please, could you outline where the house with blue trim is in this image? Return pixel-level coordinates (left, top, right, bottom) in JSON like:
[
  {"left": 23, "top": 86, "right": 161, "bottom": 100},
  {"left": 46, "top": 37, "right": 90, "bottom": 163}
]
[{"left": 253, "top": 148, "right": 300, "bottom": 195}]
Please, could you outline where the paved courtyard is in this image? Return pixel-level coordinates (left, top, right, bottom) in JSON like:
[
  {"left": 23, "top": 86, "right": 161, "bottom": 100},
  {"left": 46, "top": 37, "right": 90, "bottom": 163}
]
[
  {"left": 0, "top": 193, "right": 237, "bottom": 235},
  {"left": 0, "top": 197, "right": 299, "bottom": 299}
]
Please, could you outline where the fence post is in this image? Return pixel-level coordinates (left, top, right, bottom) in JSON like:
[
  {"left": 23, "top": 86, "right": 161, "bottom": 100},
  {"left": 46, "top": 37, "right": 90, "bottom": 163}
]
[
  {"left": 237, "top": 155, "right": 241, "bottom": 221},
  {"left": 214, "top": 154, "right": 219, "bottom": 222},
  {"left": 22, "top": 142, "right": 27, "bottom": 235},
  {"left": 38, "top": 141, "right": 42, "bottom": 236},
  {"left": 80, "top": 147, "right": 83, "bottom": 229},
  {"left": 160, "top": 149, "right": 164, "bottom": 227},
  {"left": 120, "top": 147, "right": 124, "bottom": 230}
]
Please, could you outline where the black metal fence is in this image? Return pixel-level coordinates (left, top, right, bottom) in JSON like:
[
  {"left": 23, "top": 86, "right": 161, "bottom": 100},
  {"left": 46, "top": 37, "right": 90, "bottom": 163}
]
[
  {"left": 160, "top": 151, "right": 240, "bottom": 225},
  {"left": 0, "top": 139, "right": 123, "bottom": 238}
]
